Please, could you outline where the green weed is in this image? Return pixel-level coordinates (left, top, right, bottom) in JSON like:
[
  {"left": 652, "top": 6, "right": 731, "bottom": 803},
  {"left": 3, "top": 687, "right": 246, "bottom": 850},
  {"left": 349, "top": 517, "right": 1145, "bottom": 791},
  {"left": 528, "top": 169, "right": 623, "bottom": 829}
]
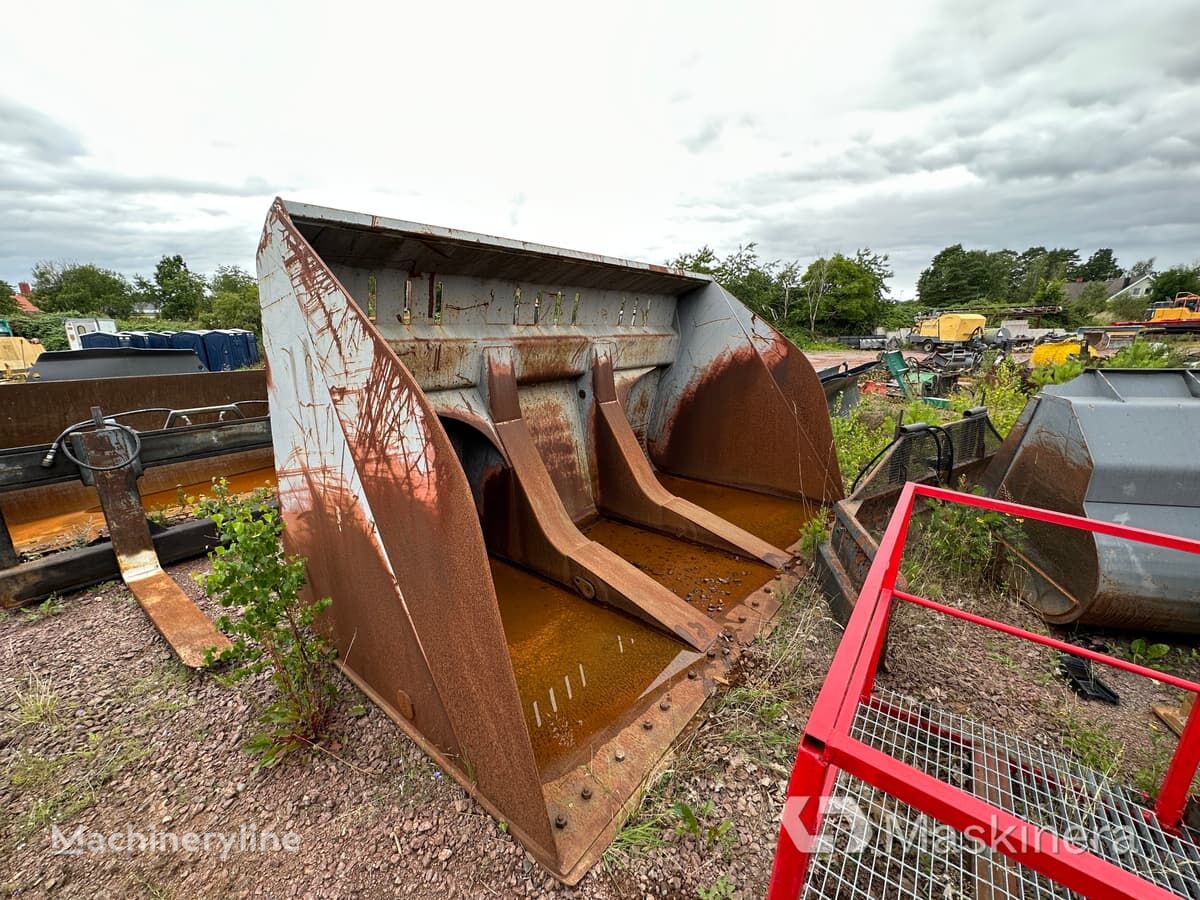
[{"left": 199, "top": 480, "right": 337, "bottom": 768}]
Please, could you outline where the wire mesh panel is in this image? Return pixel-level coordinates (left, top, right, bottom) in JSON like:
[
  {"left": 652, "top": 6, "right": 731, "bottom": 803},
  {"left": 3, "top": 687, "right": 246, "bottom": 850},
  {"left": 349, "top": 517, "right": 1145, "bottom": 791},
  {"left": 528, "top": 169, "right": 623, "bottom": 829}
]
[
  {"left": 855, "top": 414, "right": 1003, "bottom": 502},
  {"left": 800, "top": 690, "right": 1200, "bottom": 899},
  {"left": 802, "top": 769, "right": 1079, "bottom": 899},
  {"left": 771, "top": 483, "right": 1200, "bottom": 900}
]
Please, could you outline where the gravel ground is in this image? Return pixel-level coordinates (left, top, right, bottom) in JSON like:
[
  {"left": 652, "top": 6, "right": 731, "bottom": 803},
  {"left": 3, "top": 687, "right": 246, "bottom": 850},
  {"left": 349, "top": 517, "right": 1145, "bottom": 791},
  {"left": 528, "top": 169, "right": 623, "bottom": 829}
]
[
  {"left": 3, "top": 548, "right": 1196, "bottom": 898},
  {"left": 0, "top": 563, "right": 841, "bottom": 899}
]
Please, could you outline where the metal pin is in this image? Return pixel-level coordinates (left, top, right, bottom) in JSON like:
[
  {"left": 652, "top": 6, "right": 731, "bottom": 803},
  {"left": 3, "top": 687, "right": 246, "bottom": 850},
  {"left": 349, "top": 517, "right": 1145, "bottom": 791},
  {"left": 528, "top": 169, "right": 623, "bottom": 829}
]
[
  {"left": 578, "top": 663, "right": 587, "bottom": 687},
  {"left": 533, "top": 701, "right": 542, "bottom": 728},
  {"left": 564, "top": 675, "right": 573, "bottom": 700},
  {"left": 549, "top": 686, "right": 558, "bottom": 713}
]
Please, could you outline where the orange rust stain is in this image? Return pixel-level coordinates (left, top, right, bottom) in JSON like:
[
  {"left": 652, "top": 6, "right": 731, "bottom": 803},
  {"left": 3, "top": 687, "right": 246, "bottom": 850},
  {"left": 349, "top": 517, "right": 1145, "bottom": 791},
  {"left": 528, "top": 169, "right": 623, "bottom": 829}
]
[
  {"left": 582, "top": 518, "right": 775, "bottom": 612},
  {"left": 491, "top": 557, "right": 686, "bottom": 777},
  {"left": 655, "top": 473, "right": 821, "bottom": 551},
  {"left": 10, "top": 467, "right": 277, "bottom": 553}
]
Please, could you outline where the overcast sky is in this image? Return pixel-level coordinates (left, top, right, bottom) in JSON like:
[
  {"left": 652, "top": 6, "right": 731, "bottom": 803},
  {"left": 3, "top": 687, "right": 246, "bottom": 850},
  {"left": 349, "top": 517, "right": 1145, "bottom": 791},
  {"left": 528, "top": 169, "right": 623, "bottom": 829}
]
[{"left": 2, "top": 0, "right": 1197, "bottom": 298}]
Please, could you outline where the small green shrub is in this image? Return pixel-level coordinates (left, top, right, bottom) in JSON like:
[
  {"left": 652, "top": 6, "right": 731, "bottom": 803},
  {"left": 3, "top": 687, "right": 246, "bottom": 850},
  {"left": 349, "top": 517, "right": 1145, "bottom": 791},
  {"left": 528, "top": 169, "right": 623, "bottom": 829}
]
[
  {"left": 798, "top": 515, "right": 829, "bottom": 558},
  {"left": 1128, "top": 638, "right": 1170, "bottom": 667},
  {"left": 903, "top": 490, "right": 1022, "bottom": 590},
  {"left": 1104, "top": 339, "right": 1184, "bottom": 369},
  {"left": 672, "top": 799, "right": 736, "bottom": 849},
  {"left": 829, "top": 402, "right": 896, "bottom": 491},
  {"left": 698, "top": 875, "right": 735, "bottom": 900},
  {"left": 1029, "top": 358, "right": 1085, "bottom": 389},
  {"left": 199, "top": 481, "right": 337, "bottom": 767},
  {"left": 948, "top": 360, "right": 1029, "bottom": 437}
]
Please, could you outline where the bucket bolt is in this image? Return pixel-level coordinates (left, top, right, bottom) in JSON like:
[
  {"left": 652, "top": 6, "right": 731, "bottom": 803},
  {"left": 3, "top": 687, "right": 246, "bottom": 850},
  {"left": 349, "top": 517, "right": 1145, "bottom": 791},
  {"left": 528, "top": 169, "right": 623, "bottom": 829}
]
[
  {"left": 615, "top": 749, "right": 626, "bottom": 762},
  {"left": 555, "top": 814, "right": 567, "bottom": 829},
  {"left": 581, "top": 786, "right": 592, "bottom": 800},
  {"left": 642, "top": 720, "right": 654, "bottom": 731},
  {"left": 659, "top": 698, "right": 671, "bottom": 711}
]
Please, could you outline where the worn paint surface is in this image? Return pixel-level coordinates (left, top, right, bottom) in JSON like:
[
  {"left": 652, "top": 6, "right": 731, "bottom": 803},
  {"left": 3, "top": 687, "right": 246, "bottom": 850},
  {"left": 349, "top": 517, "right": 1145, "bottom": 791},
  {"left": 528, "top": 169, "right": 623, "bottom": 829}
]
[
  {"left": 76, "top": 427, "right": 231, "bottom": 667},
  {"left": 656, "top": 472, "right": 822, "bottom": 551},
  {"left": 6, "top": 463, "right": 275, "bottom": 554},
  {"left": 984, "top": 371, "right": 1200, "bottom": 631},
  {"left": 259, "top": 200, "right": 556, "bottom": 857},
  {"left": 0, "top": 369, "right": 266, "bottom": 448},
  {"left": 491, "top": 557, "right": 686, "bottom": 777},
  {"left": 256, "top": 198, "right": 842, "bottom": 880}
]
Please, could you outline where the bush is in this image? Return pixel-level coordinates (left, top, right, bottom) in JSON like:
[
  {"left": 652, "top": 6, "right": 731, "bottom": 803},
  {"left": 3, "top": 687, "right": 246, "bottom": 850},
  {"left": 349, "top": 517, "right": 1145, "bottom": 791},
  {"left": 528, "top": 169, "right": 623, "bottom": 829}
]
[
  {"left": 829, "top": 401, "right": 897, "bottom": 491},
  {"left": 199, "top": 481, "right": 337, "bottom": 768},
  {"left": 948, "top": 360, "right": 1029, "bottom": 437},
  {"left": 7, "top": 312, "right": 85, "bottom": 351},
  {"left": 1103, "top": 339, "right": 1184, "bottom": 369},
  {"left": 903, "top": 490, "right": 1022, "bottom": 593},
  {"left": 1029, "top": 358, "right": 1085, "bottom": 389}
]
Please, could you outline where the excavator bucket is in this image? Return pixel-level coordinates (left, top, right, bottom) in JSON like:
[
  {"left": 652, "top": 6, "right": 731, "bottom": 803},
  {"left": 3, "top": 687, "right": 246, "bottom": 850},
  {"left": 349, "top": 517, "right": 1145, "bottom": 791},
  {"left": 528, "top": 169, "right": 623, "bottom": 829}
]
[{"left": 256, "top": 199, "right": 841, "bottom": 881}]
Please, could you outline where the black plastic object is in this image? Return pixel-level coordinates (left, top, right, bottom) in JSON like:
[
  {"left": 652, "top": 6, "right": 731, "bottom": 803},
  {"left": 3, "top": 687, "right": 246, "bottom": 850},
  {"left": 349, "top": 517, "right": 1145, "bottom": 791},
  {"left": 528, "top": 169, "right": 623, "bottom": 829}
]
[{"left": 1058, "top": 651, "right": 1120, "bottom": 704}]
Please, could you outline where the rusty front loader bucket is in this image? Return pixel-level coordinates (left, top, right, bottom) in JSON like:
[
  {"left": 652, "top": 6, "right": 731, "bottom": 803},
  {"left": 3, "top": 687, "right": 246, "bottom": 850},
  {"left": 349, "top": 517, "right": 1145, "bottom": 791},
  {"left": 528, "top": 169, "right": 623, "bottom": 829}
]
[{"left": 256, "top": 199, "right": 841, "bottom": 881}]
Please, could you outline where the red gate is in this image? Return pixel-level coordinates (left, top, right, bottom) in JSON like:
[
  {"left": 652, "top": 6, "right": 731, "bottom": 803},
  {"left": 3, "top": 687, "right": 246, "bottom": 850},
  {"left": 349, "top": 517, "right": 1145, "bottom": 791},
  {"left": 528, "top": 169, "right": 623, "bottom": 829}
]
[{"left": 769, "top": 483, "right": 1200, "bottom": 899}]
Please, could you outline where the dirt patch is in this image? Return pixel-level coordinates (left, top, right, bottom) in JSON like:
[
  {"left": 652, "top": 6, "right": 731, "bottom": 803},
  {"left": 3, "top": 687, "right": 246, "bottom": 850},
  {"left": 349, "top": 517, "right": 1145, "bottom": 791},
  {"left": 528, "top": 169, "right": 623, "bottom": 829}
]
[
  {"left": 0, "top": 562, "right": 842, "bottom": 899},
  {"left": 3, "top": 544, "right": 1196, "bottom": 897}
]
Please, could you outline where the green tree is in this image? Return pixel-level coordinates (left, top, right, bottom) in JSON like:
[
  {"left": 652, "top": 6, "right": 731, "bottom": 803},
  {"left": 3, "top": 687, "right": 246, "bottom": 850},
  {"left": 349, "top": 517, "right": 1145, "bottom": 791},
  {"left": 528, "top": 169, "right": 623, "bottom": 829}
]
[
  {"left": 1148, "top": 265, "right": 1200, "bottom": 305},
  {"left": 672, "top": 244, "right": 786, "bottom": 323},
  {"left": 0, "top": 279, "right": 16, "bottom": 316},
  {"left": 1075, "top": 281, "right": 1110, "bottom": 315},
  {"left": 153, "top": 255, "right": 208, "bottom": 320},
  {"left": 670, "top": 243, "right": 892, "bottom": 335},
  {"left": 671, "top": 246, "right": 718, "bottom": 275},
  {"left": 1129, "top": 258, "right": 1156, "bottom": 279},
  {"left": 204, "top": 265, "right": 261, "bottom": 332},
  {"left": 917, "top": 244, "right": 1010, "bottom": 307},
  {"left": 801, "top": 253, "right": 888, "bottom": 334},
  {"left": 1074, "top": 249, "right": 1121, "bottom": 282},
  {"left": 1009, "top": 247, "right": 1078, "bottom": 303},
  {"left": 29, "top": 261, "right": 134, "bottom": 317},
  {"left": 130, "top": 274, "right": 160, "bottom": 315}
]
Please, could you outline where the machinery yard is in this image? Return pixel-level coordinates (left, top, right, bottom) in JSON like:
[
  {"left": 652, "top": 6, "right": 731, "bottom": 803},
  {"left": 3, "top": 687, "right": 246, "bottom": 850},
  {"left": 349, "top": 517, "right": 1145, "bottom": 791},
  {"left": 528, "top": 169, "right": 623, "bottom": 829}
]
[{"left": 2, "top": 202, "right": 1199, "bottom": 899}]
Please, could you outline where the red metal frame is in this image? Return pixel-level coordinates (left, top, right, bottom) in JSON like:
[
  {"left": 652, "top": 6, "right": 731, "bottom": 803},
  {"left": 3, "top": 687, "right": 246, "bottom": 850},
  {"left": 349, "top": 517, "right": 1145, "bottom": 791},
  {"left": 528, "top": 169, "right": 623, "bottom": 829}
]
[{"left": 768, "top": 483, "right": 1200, "bottom": 900}]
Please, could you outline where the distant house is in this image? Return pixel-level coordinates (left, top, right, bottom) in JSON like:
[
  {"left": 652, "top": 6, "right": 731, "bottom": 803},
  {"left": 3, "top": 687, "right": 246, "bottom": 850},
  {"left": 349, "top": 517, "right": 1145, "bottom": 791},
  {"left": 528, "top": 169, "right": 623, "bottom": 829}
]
[
  {"left": 1063, "top": 273, "right": 1154, "bottom": 303},
  {"left": 9, "top": 281, "right": 40, "bottom": 314}
]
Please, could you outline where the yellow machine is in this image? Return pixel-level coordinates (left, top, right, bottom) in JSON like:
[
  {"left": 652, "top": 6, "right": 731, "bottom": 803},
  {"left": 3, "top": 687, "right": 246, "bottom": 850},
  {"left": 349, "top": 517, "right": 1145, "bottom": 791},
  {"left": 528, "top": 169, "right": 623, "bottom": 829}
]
[
  {"left": 0, "top": 335, "right": 43, "bottom": 381},
  {"left": 1145, "top": 292, "right": 1200, "bottom": 325},
  {"left": 1030, "top": 337, "right": 1098, "bottom": 368},
  {"left": 910, "top": 312, "right": 987, "bottom": 352}
]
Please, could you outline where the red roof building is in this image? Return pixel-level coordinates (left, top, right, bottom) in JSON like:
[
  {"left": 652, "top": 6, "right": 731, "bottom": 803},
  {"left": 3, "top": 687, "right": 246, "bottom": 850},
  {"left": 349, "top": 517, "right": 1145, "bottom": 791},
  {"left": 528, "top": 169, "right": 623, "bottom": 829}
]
[{"left": 10, "top": 281, "right": 40, "bottom": 314}]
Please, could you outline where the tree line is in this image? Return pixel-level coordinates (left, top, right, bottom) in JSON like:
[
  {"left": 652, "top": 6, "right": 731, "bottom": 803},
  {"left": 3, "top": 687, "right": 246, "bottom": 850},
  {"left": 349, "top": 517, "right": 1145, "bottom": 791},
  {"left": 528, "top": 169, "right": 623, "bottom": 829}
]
[
  {"left": 1, "top": 256, "right": 261, "bottom": 334},
  {"left": 670, "top": 245, "right": 902, "bottom": 340},
  {"left": 670, "top": 243, "right": 1200, "bottom": 337}
]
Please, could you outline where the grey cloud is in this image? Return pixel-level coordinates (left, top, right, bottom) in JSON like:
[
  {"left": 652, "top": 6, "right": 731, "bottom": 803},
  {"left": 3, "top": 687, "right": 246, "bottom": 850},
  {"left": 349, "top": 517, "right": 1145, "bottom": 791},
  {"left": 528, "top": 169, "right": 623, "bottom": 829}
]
[
  {"left": 681, "top": 119, "right": 724, "bottom": 153},
  {"left": 675, "top": 0, "right": 1200, "bottom": 295},
  {"left": 0, "top": 98, "right": 277, "bottom": 282},
  {"left": 0, "top": 96, "right": 86, "bottom": 163},
  {"left": 699, "top": 163, "right": 1200, "bottom": 295}
]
